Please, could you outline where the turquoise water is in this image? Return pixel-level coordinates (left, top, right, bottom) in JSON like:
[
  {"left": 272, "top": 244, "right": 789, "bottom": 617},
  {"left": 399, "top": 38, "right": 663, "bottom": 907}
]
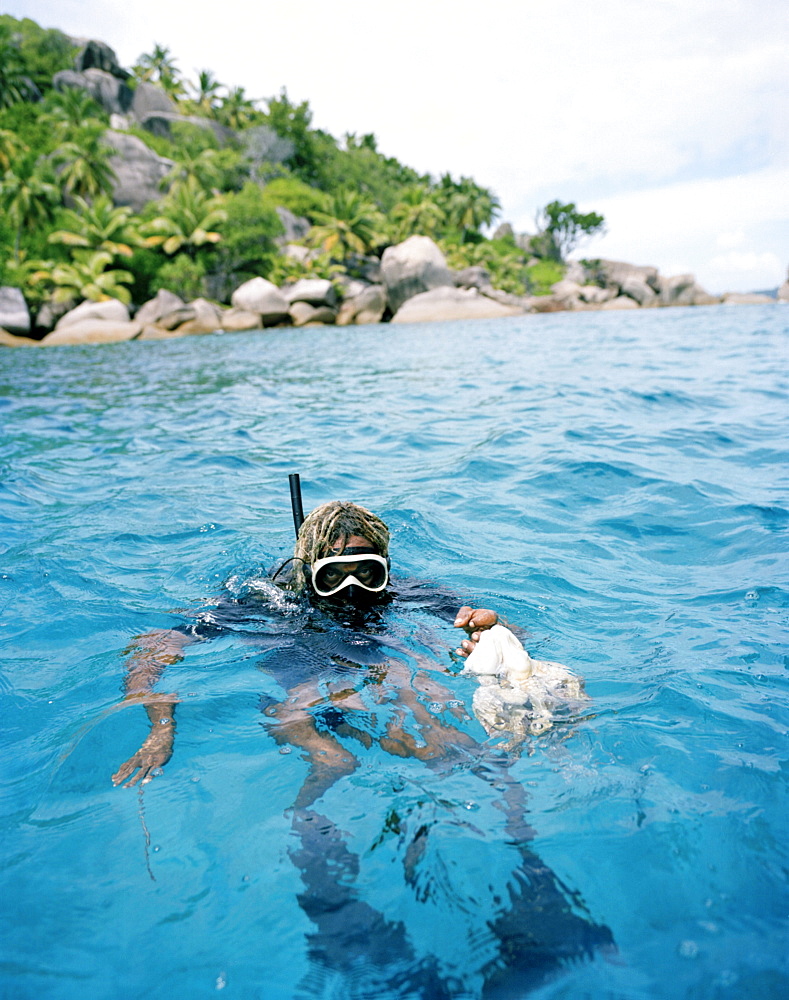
[{"left": 1, "top": 304, "right": 787, "bottom": 999}]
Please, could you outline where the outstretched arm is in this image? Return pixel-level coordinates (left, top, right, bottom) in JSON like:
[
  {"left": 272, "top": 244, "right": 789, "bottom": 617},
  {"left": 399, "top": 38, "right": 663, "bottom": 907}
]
[{"left": 111, "top": 629, "right": 192, "bottom": 787}]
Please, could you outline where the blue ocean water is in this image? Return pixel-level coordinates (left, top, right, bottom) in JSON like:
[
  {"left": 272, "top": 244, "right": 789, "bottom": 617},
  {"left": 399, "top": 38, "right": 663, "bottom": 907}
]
[{"left": 0, "top": 304, "right": 787, "bottom": 1000}]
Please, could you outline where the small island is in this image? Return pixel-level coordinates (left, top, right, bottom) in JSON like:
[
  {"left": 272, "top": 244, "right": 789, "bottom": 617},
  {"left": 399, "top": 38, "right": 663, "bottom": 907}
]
[{"left": 1, "top": 17, "right": 786, "bottom": 347}]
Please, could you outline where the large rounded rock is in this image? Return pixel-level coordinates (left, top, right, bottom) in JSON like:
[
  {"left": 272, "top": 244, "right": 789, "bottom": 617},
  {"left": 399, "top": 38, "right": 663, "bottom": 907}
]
[
  {"left": 172, "top": 299, "right": 223, "bottom": 335},
  {"left": 391, "top": 287, "right": 523, "bottom": 324},
  {"left": 42, "top": 320, "right": 142, "bottom": 346},
  {"left": 455, "top": 266, "right": 492, "bottom": 291},
  {"left": 285, "top": 278, "right": 337, "bottom": 307},
  {"left": 598, "top": 259, "right": 660, "bottom": 293},
  {"left": 221, "top": 308, "right": 264, "bottom": 332},
  {"left": 601, "top": 295, "right": 640, "bottom": 310},
  {"left": 381, "top": 236, "right": 453, "bottom": 314},
  {"left": 135, "top": 289, "right": 185, "bottom": 326},
  {"left": 74, "top": 40, "right": 129, "bottom": 79},
  {"left": 0, "top": 287, "right": 31, "bottom": 335},
  {"left": 56, "top": 298, "right": 130, "bottom": 329},
  {"left": 336, "top": 285, "right": 387, "bottom": 326},
  {"left": 103, "top": 130, "right": 173, "bottom": 212},
  {"left": 130, "top": 81, "right": 177, "bottom": 121},
  {"left": 550, "top": 279, "right": 585, "bottom": 308},
  {"left": 620, "top": 276, "right": 657, "bottom": 306},
  {"left": 289, "top": 302, "right": 337, "bottom": 326},
  {"left": 578, "top": 285, "right": 615, "bottom": 305},
  {"left": 657, "top": 273, "right": 711, "bottom": 306},
  {"left": 53, "top": 69, "right": 133, "bottom": 115},
  {"left": 231, "top": 277, "right": 290, "bottom": 325}
]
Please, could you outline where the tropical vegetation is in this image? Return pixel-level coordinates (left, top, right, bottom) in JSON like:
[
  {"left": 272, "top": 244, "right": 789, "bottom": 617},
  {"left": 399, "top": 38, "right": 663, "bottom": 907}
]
[{"left": 0, "top": 13, "right": 605, "bottom": 331}]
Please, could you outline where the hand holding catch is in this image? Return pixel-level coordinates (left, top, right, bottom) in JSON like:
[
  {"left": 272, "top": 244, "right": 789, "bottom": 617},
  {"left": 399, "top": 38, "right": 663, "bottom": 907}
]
[{"left": 453, "top": 606, "right": 498, "bottom": 657}]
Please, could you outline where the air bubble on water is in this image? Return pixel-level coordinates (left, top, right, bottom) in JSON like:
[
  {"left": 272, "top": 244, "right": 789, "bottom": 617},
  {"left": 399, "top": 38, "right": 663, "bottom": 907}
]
[
  {"left": 151, "top": 767, "right": 163, "bottom": 777},
  {"left": 428, "top": 701, "right": 443, "bottom": 714},
  {"left": 446, "top": 700, "right": 464, "bottom": 709},
  {"left": 215, "top": 972, "right": 227, "bottom": 990},
  {"left": 464, "top": 800, "right": 479, "bottom": 811},
  {"left": 153, "top": 846, "right": 161, "bottom": 853},
  {"left": 191, "top": 776, "right": 200, "bottom": 783},
  {"left": 745, "top": 590, "right": 759, "bottom": 601},
  {"left": 678, "top": 940, "right": 699, "bottom": 959},
  {"left": 279, "top": 746, "right": 292, "bottom": 755}
]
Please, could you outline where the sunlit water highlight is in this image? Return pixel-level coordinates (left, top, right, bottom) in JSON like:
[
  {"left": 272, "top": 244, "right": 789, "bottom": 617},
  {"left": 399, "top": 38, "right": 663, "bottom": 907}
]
[{"left": 1, "top": 304, "right": 787, "bottom": 999}]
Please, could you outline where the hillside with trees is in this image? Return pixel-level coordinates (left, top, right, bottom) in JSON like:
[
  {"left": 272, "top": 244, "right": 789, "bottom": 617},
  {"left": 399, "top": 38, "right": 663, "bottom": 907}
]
[{"left": 0, "top": 14, "right": 613, "bottom": 337}]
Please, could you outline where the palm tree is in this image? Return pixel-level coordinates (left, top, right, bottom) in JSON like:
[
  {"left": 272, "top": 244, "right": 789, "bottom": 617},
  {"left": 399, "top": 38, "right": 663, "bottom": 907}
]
[
  {"left": 44, "top": 88, "right": 107, "bottom": 133},
  {"left": 52, "top": 127, "right": 116, "bottom": 202},
  {"left": 161, "top": 147, "right": 222, "bottom": 195},
  {"left": 217, "top": 86, "right": 258, "bottom": 129},
  {"left": 134, "top": 44, "right": 178, "bottom": 83},
  {"left": 0, "top": 129, "right": 27, "bottom": 172},
  {"left": 48, "top": 195, "right": 143, "bottom": 258},
  {"left": 309, "top": 189, "right": 384, "bottom": 259},
  {"left": 189, "top": 70, "right": 223, "bottom": 116},
  {"left": 0, "top": 157, "right": 59, "bottom": 257},
  {"left": 142, "top": 179, "right": 227, "bottom": 256},
  {"left": 0, "top": 41, "right": 36, "bottom": 109},
  {"left": 388, "top": 185, "right": 444, "bottom": 242},
  {"left": 47, "top": 249, "right": 134, "bottom": 304},
  {"left": 435, "top": 174, "right": 500, "bottom": 241},
  {"left": 133, "top": 44, "right": 185, "bottom": 100}
]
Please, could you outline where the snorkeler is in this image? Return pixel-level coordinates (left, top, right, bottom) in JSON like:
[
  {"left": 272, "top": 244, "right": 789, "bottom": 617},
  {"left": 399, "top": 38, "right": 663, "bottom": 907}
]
[
  {"left": 111, "top": 486, "right": 613, "bottom": 996},
  {"left": 111, "top": 497, "right": 495, "bottom": 789}
]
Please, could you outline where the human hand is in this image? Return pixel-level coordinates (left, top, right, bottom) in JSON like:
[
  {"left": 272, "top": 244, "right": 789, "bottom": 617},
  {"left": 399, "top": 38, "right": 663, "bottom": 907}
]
[
  {"left": 453, "top": 606, "right": 498, "bottom": 657},
  {"left": 112, "top": 724, "right": 174, "bottom": 787}
]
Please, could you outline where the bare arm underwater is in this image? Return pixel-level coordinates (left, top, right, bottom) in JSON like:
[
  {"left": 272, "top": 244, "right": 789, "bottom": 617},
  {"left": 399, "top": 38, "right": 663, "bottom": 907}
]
[{"left": 111, "top": 629, "right": 191, "bottom": 787}]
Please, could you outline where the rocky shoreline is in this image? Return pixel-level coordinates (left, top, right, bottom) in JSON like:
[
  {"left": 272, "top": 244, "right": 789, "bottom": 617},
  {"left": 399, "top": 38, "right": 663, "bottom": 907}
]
[{"left": 2, "top": 235, "right": 787, "bottom": 348}]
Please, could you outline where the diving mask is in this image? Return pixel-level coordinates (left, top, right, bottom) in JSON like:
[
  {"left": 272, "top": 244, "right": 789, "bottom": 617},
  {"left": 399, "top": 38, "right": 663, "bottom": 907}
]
[{"left": 309, "top": 549, "right": 389, "bottom": 598}]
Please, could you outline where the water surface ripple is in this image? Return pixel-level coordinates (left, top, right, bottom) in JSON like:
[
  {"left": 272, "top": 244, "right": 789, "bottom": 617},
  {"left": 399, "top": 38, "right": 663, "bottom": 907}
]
[{"left": 1, "top": 305, "right": 787, "bottom": 999}]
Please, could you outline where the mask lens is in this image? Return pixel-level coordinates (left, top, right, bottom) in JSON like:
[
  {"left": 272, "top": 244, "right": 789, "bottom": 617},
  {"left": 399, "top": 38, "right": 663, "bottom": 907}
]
[{"left": 311, "top": 554, "right": 388, "bottom": 597}]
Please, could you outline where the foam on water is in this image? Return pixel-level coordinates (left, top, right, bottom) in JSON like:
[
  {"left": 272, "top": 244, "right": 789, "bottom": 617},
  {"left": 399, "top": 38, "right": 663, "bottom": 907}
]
[{"left": 1, "top": 305, "right": 787, "bottom": 999}]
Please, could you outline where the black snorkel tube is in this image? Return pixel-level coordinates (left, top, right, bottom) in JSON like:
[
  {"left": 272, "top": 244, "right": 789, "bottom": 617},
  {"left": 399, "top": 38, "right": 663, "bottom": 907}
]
[{"left": 289, "top": 473, "right": 305, "bottom": 538}]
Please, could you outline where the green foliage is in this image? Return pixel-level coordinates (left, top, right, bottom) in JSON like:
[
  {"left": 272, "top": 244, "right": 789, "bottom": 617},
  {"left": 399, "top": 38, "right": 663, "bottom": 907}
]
[
  {"left": 434, "top": 174, "right": 500, "bottom": 242},
  {"left": 0, "top": 99, "right": 60, "bottom": 158},
  {"left": 52, "top": 125, "right": 116, "bottom": 201},
  {"left": 132, "top": 44, "right": 186, "bottom": 100},
  {"left": 33, "top": 249, "right": 134, "bottom": 304},
  {"left": 209, "top": 182, "right": 283, "bottom": 297},
  {"left": 308, "top": 189, "right": 384, "bottom": 259},
  {"left": 151, "top": 253, "right": 207, "bottom": 300},
  {"left": 441, "top": 237, "right": 530, "bottom": 296},
  {"left": 49, "top": 194, "right": 143, "bottom": 258},
  {"left": 0, "top": 16, "right": 76, "bottom": 96},
  {"left": 523, "top": 258, "right": 565, "bottom": 295},
  {"left": 142, "top": 179, "right": 227, "bottom": 256},
  {"left": 320, "top": 134, "right": 425, "bottom": 214},
  {"left": 0, "top": 154, "right": 59, "bottom": 256},
  {"left": 534, "top": 200, "right": 605, "bottom": 262},
  {"left": 42, "top": 88, "right": 109, "bottom": 134},
  {"left": 216, "top": 87, "right": 261, "bottom": 130},
  {"left": 267, "top": 249, "right": 346, "bottom": 287},
  {"left": 262, "top": 176, "right": 327, "bottom": 222}
]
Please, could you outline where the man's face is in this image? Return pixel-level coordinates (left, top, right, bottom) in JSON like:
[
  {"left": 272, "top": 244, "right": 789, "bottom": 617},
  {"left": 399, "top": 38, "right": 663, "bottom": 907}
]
[{"left": 310, "top": 534, "right": 389, "bottom": 602}]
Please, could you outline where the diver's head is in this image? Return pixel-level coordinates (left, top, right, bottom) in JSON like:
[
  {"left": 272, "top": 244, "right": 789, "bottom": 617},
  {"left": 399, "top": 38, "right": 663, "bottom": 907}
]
[{"left": 292, "top": 501, "right": 390, "bottom": 606}]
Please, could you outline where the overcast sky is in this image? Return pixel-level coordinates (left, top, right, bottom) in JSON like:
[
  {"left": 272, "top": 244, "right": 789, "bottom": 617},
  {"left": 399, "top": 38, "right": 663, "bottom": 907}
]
[{"left": 7, "top": 0, "right": 789, "bottom": 292}]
